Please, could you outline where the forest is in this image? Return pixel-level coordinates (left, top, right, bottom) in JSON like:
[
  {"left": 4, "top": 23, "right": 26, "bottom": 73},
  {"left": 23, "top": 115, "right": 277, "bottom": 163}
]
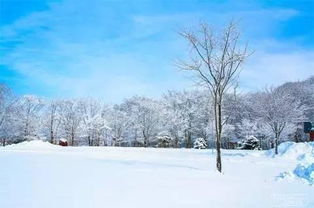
[{"left": 1, "top": 76, "right": 313, "bottom": 149}]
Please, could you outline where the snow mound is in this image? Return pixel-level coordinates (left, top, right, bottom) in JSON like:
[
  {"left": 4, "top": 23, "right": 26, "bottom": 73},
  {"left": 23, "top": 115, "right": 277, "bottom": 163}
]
[
  {"left": 293, "top": 163, "right": 314, "bottom": 185},
  {"left": 274, "top": 142, "right": 314, "bottom": 185},
  {"left": 4, "top": 140, "right": 57, "bottom": 150},
  {"left": 266, "top": 142, "right": 314, "bottom": 160}
]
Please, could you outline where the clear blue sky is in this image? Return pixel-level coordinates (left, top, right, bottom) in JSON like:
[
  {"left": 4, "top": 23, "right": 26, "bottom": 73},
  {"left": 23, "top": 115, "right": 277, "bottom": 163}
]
[{"left": 0, "top": 0, "right": 313, "bottom": 102}]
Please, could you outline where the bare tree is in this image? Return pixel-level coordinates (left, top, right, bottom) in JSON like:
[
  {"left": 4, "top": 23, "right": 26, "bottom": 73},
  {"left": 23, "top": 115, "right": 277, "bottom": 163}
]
[
  {"left": 121, "top": 96, "right": 160, "bottom": 147},
  {"left": 18, "top": 95, "right": 44, "bottom": 139},
  {"left": 81, "top": 98, "right": 109, "bottom": 146},
  {"left": 0, "top": 84, "right": 17, "bottom": 146},
  {"left": 178, "top": 22, "right": 248, "bottom": 172},
  {"left": 59, "top": 100, "right": 82, "bottom": 146},
  {"left": 107, "top": 105, "right": 129, "bottom": 146},
  {"left": 249, "top": 88, "right": 306, "bottom": 154},
  {"left": 45, "top": 100, "right": 61, "bottom": 144}
]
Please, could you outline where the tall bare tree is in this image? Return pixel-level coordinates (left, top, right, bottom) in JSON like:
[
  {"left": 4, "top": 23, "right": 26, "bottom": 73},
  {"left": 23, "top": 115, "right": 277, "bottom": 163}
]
[{"left": 178, "top": 22, "right": 248, "bottom": 172}]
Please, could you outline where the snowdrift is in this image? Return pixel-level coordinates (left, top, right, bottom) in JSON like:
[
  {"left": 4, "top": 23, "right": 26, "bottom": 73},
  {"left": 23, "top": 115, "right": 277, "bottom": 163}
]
[
  {"left": 2, "top": 140, "right": 57, "bottom": 150},
  {"left": 271, "top": 142, "right": 314, "bottom": 185},
  {"left": 266, "top": 141, "right": 314, "bottom": 159}
]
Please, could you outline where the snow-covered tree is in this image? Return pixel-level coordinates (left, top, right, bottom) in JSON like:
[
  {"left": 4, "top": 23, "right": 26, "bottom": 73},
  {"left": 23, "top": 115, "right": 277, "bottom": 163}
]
[
  {"left": 42, "top": 100, "right": 61, "bottom": 144},
  {"left": 0, "top": 76, "right": 312, "bottom": 151},
  {"left": 276, "top": 77, "right": 314, "bottom": 142},
  {"left": 156, "top": 131, "right": 173, "bottom": 148},
  {"left": 193, "top": 137, "right": 208, "bottom": 149},
  {"left": 0, "top": 84, "right": 17, "bottom": 146},
  {"left": 106, "top": 105, "right": 129, "bottom": 146},
  {"left": 161, "top": 91, "right": 185, "bottom": 148},
  {"left": 162, "top": 90, "right": 211, "bottom": 148},
  {"left": 120, "top": 96, "right": 160, "bottom": 147},
  {"left": 278, "top": 76, "right": 314, "bottom": 121},
  {"left": 249, "top": 88, "right": 306, "bottom": 154},
  {"left": 238, "top": 135, "right": 259, "bottom": 150},
  {"left": 58, "top": 99, "right": 83, "bottom": 146},
  {"left": 16, "top": 95, "right": 44, "bottom": 140},
  {"left": 80, "top": 99, "right": 110, "bottom": 146}
]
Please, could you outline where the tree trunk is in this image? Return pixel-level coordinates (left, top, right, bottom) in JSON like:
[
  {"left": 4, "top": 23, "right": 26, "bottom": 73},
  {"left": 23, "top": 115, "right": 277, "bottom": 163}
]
[
  {"left": 97, "top": 132, "right": 100, "bottom": 146},
  {"left": 187, "top": 131, "right": 192, "bottom": 148},
  {"left": 50, "top": 120, "right": 54, "bottom": 144},
  {"left": 71, "top": 130, "right": 75, "bottom": 146},
  {"left": 174, "top": 135, "right": 179, "bottom": 148},
  {"left": 215, "top": 101, "right": 222, "bottom": 172},
  {"left": 274, "top": 133, "right": 279, "bottom": 155},
  {"left": 216, "top": 137, "right": 222, "bottom": 172},
  {"left": 88, "top": 135, "right": 91, "bottom": 146},
  {"left": 184, "top": 130, "right": 192, "bottom": 148},
  {"left": 24, "top": 122, "right": 29, "bottom": 138},
  {"left": 50, "top": 130, "right": 54, "bottom": 144},
  {"left": 259, "top": 139, "right": 262, "bottom": 150},
  {"left": 143, "top": 130, "right": 148, "bottom": 147},
  {"left": 274, "top": 139, "right": 278, "bottom": 154}
]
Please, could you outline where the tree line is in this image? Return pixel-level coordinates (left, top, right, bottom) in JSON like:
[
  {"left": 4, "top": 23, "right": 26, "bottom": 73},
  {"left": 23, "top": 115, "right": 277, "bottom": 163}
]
[{"left": 0, "top": 76, "right": 313, "bottom": 148}]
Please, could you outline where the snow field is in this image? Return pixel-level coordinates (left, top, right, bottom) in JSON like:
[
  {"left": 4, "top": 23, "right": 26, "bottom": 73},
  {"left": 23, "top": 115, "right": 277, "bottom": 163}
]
[{"left": 0, "top": 141, "right": 313, "bottom": 208}]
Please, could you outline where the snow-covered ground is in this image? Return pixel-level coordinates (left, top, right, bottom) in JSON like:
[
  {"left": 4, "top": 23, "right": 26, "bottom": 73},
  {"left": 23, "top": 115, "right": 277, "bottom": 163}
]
[{"left": 0, "top": 141, "right": 313, "bottom": 208}]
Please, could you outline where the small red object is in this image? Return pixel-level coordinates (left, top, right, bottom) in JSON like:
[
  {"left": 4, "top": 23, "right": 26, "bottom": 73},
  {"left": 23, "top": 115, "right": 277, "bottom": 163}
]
[
  {"left": 310, "top": 131, "right": 314, "bottom": 141},
  {"left": 59, "top": 139, "right": 68, "bottom": 146}
]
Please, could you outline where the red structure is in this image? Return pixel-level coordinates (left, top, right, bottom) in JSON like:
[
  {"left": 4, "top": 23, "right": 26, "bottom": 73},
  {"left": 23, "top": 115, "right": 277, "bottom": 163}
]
[
  {"left": 310, "top": 131, "right": 314, "bottom": 141},
  {"left": 59, "top": 139, "right": 68, "bottom": 146}
]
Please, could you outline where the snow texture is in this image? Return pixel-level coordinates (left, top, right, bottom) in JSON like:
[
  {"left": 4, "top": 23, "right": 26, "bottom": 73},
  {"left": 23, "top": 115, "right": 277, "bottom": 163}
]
[
  {"left": 294, "top": 164, "right": 314, "bottom": 185},
  {"left": 0, "top": 141, "right": 313, "bottom": 208},
  {"left": 272, "top": 142, "right": 314, "bottom": 185}
]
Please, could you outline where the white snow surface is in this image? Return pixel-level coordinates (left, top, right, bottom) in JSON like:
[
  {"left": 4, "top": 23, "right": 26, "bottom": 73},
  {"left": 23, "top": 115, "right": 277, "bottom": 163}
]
[
  {"left": 1, "top": 141, "right": 313, "bottom": 208},
  {"left": 272, "top": 142, "right": 314, "bottom": 185}
]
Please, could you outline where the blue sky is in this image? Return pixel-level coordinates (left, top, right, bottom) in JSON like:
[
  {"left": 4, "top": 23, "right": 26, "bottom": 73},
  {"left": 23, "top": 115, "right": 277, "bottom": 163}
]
[{"left": 0, "top": 0, "right": 313, "bottom": 102}]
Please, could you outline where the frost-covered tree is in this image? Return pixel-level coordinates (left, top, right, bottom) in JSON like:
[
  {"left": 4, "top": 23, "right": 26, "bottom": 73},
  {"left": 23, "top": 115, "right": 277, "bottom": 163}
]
[
  {"left": 0, "top": 84, "right": 17, "bottom": 146},
  {"left": 276, "top": 77, "right": 314, "bottom": 142},
  {"left": 278, "top": 76, "right": 314, "bottom": 121},
  {"left": 164, "top": 91, "right": 194, "bottom": 148},
  {"left": 238, "top": 135, "right": 259, "bottom": 150},
  {"left": 42, "top": 100, "right": 61, "bottom": 144},
  {"left": 161, "top": 91, "right": 185, "bottom": 148},
  {"left": 191, "top": 92, "right": 212, "bottom": 144},
  {"left": 193, "top": 137, "right": 208, "bottom": 149},
  {"left": 0, "top": 76, "right": 312, "bottom": 150},
  {"left": 120, "top": 96, "right": 160, "bottom": 147},
  {"left": 249, "top": 88, "right": 306, "bottom": 154},
  {"left": 236, "top": 118, "right": 271, "bottom": 149},
  {"left": 16, "top": 95, "right": 44, "bottom": 140},
  {"left": 179, "top": 92, "right": 197, "bottom": 148},
  {"left": 179, "top": 22, "right": 249, "bottom": 172},
  {"left": 107, "top": 105, "right": 129, "bottom": 146},
  {"left": 58, "top": 99, "right": 83, "bottom": 146},
  {"left": 156, "top": 131, "right": 173, "bottom": 148},
  {"left": 80, "top": 99, "right": 110, "bottom": 146},
  {"left": 162, "top": 91, "right": 211, "bottom": 148}
]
